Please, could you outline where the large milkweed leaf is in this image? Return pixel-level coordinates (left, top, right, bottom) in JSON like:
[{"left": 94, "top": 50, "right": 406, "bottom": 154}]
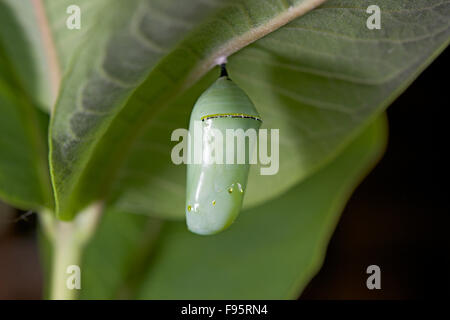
[
  {"left": 47, "top": 0, "right": 329, "bottom": 220},
  {"left": 135, "top": 113, "right": 387, "bottom": 299},
  {"left": 107, "top": 0, "right": 450, "bottom": 220}
]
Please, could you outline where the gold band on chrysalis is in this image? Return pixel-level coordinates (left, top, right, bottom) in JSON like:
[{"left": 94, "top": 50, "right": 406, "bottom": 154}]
[{"left": 201, "top": 113, "right": 262, "bottom": 122}]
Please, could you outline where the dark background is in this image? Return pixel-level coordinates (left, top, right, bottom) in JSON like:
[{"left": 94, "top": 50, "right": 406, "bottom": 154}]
[
  {"left": 0, "top": 48, "right": 448, "bottom": 300},
  {"left": 301, "top": 48, "right": 450, "bottom": 299}
]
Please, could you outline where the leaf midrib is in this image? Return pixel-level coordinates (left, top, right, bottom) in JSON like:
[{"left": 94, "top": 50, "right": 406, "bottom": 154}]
[{"left": 183, "top": 0, "right": 328, "bottom": 88}]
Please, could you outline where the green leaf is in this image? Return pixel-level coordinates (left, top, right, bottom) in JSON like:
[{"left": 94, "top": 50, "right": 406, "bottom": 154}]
[
  {"left": 47, "top": 0, "right": 328, "bottom": 220},
  {"left": 71, "top": 113, "right": 386, "bottom": 299},
  {"left": 238, "top": 0, "right": 450, "bottom": 206},
  {"left": 0, "top": 39, "right": 52, "bottom": 210},
  {"left": 79, "top": 210, "right": 162, "bottom": 299},
  {"left": 107, "top": 71, "right": 218, "bottom": 220},
  {"left": 106, "top": 0, "right": 450, "bottom": 220},
  {"left": 0, "top": 0, "right": 121, "bottom": 111},
  {"left": 136, "top": 114, "right": 387, "bottom": 299},
  {"left": 0, "top": 0, "right": 55, "bottom": 111}
]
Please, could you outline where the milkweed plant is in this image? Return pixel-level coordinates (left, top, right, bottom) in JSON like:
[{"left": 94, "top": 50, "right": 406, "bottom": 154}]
[{"left": 0, "top": 0, "right": 448, "bottom": 299}]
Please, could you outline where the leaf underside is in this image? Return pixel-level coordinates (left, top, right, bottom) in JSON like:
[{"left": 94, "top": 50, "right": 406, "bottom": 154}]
[
  {"left": 107, "top": 0, "right": 450, "bottom": 220},
  {"left": 47, "top": 0, "right": 330, "bottom": 220}
]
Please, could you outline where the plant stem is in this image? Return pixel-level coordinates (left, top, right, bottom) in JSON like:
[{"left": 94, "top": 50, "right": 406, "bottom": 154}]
[
  {"left": 49, "top": 220, "right": 83, "bottom": 300},
  {"left": 41, "top": 203, "right": 103, "bottom": 300}
]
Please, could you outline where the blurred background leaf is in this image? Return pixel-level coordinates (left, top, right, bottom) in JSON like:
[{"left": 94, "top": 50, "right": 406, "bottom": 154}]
[
  {"left": 136, "top": 114, "right": 387, "bottom": 299},
  {"left": 0, "top": 41, "right": 52, "bottom": 211},
  {"left": 76, "top": 113, "right": 387, "bottom": 299},
  {"left": 79, "top": 211, "right": 162, "bottom": 299}
]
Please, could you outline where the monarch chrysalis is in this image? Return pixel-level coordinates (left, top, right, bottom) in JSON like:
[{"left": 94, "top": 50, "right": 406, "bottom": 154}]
[{"left": 186, "top": 64, "right": 262, "bottom": 235}]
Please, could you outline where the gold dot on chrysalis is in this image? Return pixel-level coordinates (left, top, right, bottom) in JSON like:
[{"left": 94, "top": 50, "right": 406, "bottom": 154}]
[
  {"left": 228, "top": 187, "right": 233, "bottom": 194},
  {"left": 212, "top": 200, "right": 216, "bottom": 206},
  {"left": 187, "top": 205, "right": 192, "bottom": 212}
]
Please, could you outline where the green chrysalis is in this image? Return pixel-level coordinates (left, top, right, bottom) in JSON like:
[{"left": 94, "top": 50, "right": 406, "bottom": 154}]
[{"left": 186, "top": 64, "right": 262, "bottom": 235}]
